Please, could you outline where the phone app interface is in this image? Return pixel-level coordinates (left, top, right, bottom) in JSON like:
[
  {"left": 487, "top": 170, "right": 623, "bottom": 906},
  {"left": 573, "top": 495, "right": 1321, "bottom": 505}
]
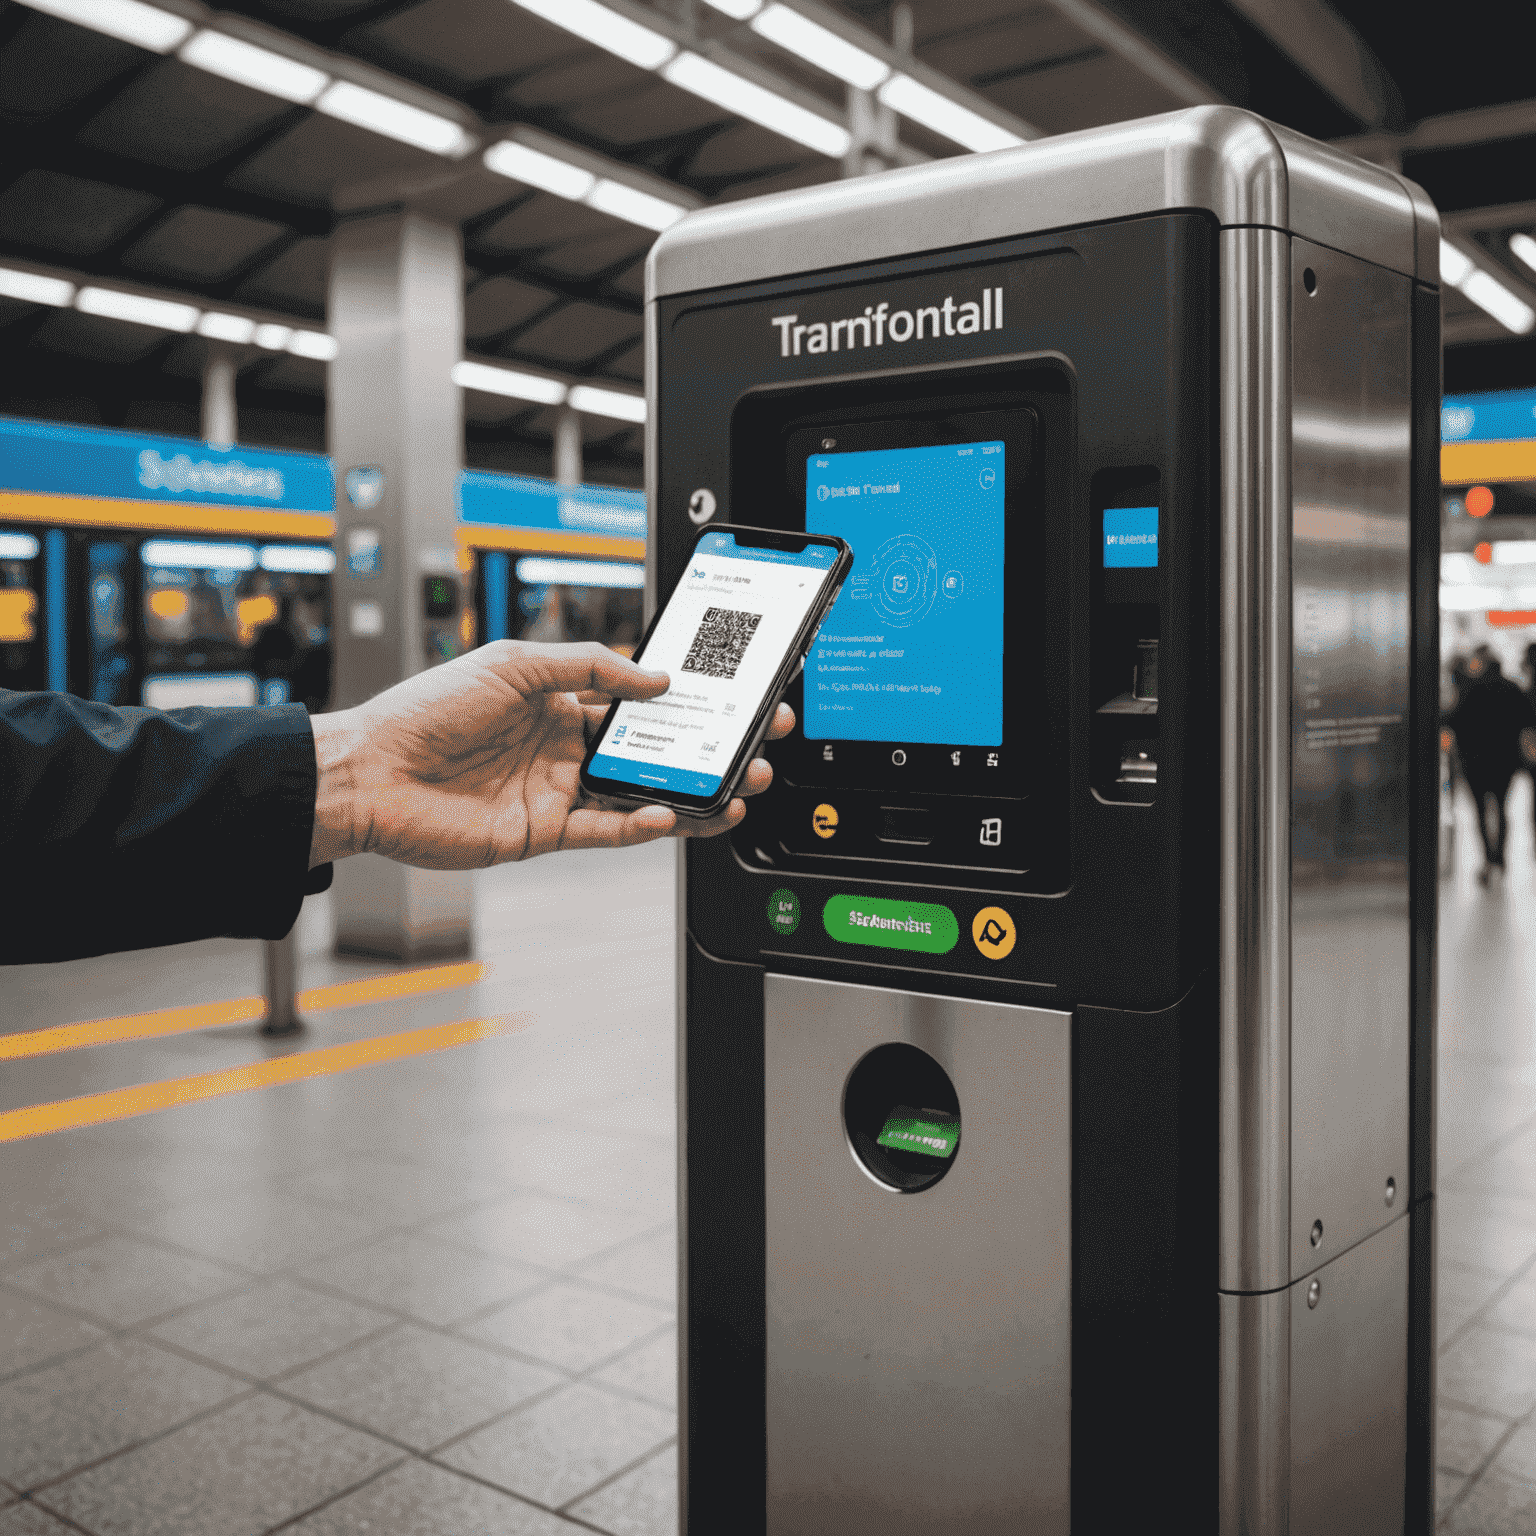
[
  {"left": 590, "top": 533, "right": 838, "bottom": 798},
  {"left": 806, "top": 440, "right": 1004, "bottom": 746}
]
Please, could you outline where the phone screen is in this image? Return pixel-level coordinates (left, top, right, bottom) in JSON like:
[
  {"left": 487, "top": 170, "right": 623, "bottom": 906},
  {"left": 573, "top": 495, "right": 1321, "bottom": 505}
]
[{"left": 587, "top": 530, "right": 841, "bottom": 800}]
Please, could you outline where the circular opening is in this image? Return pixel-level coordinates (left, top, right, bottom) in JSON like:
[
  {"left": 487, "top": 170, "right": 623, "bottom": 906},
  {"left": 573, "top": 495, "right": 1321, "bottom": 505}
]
[
  {"left": 1302, "top": 266, "right": 1317, "bottom": 295},
  {"left": 843, "top": 1042, "right": 961, "bottom": 1193}
]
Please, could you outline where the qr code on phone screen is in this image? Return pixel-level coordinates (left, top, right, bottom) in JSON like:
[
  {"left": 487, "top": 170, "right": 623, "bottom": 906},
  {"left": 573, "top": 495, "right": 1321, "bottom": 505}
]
[{"left": 681, "top": 607, "right": 762, "bottom": 680}]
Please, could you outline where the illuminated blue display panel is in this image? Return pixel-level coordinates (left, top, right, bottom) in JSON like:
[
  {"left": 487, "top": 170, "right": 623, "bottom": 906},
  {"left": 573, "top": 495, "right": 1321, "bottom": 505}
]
[
  {"left": 806, "top": 440, "right": 1004, "bottom": 746},
  {"left": 1104, "top": 506, "right": 1158, "bottom": 568}
]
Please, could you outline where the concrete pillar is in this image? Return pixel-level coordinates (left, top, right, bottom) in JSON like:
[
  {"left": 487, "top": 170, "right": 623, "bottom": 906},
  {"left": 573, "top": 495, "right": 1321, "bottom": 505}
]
[
  {"left": 327, "top": 210, "right": 473, "bottom": 962},
  {"left": 553, "top": 405, "right": 583, "bottom": 486},
  {"left": 202, "top": 343, "right": 238, "bottom": 447}
]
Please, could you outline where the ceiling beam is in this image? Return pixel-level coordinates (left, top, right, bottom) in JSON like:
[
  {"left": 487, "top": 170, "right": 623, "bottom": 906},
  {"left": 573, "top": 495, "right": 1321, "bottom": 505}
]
[
  {"left": 1033, "top": 0, "right": 1221, "bottom": 109},
  {"left": 1338, "top": 98, "right": 1536, "bottom": 166},
  {"left": 1224, "top": 0, "right": 1394, "bottom": 128}
]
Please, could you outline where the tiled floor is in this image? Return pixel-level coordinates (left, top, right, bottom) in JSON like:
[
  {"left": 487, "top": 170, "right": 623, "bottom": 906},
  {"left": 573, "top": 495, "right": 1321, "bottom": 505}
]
[
  {"left": 0, "top": 842, "right": 680, "bottom": 1536},
  {"left": 10, "top": 780, "right": 1536, "bottom": 1531}
]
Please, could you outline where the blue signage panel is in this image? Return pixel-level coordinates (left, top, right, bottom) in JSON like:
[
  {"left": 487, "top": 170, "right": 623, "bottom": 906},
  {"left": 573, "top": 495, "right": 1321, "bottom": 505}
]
[
  {"left": 0, "top": 415, "right": 334, "bottom": 511},
  {"left": 458, "top": 470, "right": 645, "bottom": 539},
  {"left": 1442, "top": 389, "right": 1536, "bottom": 443},
  {"left": 1103, "top": 506, "right": 1159, "bottom": 568}
]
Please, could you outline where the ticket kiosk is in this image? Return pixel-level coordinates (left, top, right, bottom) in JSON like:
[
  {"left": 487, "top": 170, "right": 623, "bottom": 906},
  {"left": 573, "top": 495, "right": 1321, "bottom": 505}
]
[{"left": 652, "top": 107, "right": 1440, "bottom": 1535}]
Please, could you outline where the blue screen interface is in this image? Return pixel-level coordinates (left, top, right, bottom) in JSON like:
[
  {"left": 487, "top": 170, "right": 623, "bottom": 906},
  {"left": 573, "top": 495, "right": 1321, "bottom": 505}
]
[
  {"left": 806, "top": 439, "right": 1004, "bottom": 746},
  {"left": 1103, "top": 506, "right": 1158, "bottom": 568}
]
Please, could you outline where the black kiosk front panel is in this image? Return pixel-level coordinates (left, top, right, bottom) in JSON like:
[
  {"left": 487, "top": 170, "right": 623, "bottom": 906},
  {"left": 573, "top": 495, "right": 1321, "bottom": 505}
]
[{"left": 652, "top": 108, "right": 1440, "bottom": 1536}]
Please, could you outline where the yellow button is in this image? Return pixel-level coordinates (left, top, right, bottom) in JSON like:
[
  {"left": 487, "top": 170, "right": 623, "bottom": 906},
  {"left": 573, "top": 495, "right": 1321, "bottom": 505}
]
[
  {"left": 972, "top": 905, "right": 1017, "bottom": 961},
  {"left": 813, "top": 803, "right": 839, "bottom": 839}
]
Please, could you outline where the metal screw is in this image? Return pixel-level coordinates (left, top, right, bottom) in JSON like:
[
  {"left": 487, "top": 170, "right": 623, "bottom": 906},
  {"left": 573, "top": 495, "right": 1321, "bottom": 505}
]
[
  {"left": 1307, "top": 1279, "right": 1321, "bottom": 1309},
  {"left": 1385, "top": 1177, "right": 1397, "bottom": 1207},
  {"left": 1310, "top": 1219, "right": 1324, "bottom": 1248}
]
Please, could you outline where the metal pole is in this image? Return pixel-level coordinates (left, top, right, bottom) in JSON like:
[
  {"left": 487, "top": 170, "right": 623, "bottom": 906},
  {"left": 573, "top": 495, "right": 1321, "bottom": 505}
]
[
  {"left": 201, "top": 342, "right": 238, "bottom": 448},
  {"left": 553, "top": 405, "right": 583, "bottom": 486},
  {"left": 262, "top": 928, "right": 305, "bottom": 1036}
]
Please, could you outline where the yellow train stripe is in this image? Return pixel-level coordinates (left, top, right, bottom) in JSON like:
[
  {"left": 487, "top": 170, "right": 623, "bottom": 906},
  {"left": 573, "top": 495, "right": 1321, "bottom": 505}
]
[
  {"left": 457, "top": 525, "right": 645, "bottom": 560},
  {"left": 0, "top": 1012, "right": 533, "bottom": 1144},
  {"left": 0, "top": 961, "right": 487, "bottom": 1062},
  {"left": 0, "top": 490, "right": 335, "bottom": 539},
  {"left": 1442, "top": 440, "right": 1536, "bottom": 486}
]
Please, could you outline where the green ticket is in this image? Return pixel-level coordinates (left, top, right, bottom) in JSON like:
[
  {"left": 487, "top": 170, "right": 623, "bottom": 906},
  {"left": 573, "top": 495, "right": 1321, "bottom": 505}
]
[{"left": 876, "top": 1106, "right": 960, "bottom": 1159}]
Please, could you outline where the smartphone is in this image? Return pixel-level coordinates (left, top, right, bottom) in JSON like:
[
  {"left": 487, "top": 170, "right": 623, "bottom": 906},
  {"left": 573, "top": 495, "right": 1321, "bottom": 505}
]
[{"left": 581, "top": 525, "right": 853, "bottom": 818}]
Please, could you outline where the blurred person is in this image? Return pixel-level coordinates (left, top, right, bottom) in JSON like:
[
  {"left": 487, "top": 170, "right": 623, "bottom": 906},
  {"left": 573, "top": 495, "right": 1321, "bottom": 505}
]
[
  {"left": 1450, "top": 645, "right": 1536, "bottom": 884},
  {"left": 0, "top": 641, "right": 790, "bottom": 963}
]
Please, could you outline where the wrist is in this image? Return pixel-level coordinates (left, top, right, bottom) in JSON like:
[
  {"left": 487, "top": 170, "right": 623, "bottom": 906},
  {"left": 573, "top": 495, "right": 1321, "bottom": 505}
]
[{"left": 309, "top": 708, "right": 364, "bottom": 867}]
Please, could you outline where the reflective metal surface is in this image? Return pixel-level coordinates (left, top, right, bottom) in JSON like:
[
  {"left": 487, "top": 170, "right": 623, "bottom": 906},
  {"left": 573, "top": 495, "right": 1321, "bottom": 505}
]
[
  {"left": 763, "top": 973, "right": 1070, "bottom": 1536},
  {"left": 1290, "top": 1217, "right": 1409, "bottom": 1536},
  {"left": 1290, "top": 239, "right": 1413, "bottom": 1281},
  {"left": 649, "top": 107, "right": 1433, "bottom": 301},
  {"left": 1219, "top": 224, "right": 1293, "bottom": 1300},
  {"left": 1219, "top": 1283, "right": 1290, "bottom": 1536}
]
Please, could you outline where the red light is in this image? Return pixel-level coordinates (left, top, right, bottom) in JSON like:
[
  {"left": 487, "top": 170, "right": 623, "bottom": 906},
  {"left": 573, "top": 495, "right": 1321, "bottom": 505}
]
[
  {"left": 1467, "top": 484, "right": 1495, "bottom": 517},
  {"left": 1475, "top": 541, "right": 1493, "bottom": 564},
  {"left": 1489, "top": 610, "right": 1536, "bottom": 627}
]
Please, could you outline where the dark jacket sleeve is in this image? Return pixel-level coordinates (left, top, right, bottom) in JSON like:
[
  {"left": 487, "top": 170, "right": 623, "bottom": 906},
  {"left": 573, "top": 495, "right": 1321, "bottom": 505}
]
[{"left": 1, "top": 689, "right": 333, "bottom": 964}]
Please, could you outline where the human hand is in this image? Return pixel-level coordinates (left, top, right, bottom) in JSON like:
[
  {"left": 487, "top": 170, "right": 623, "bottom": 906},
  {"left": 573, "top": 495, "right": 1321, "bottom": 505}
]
[{"left": 307, "top": 640, "right": 794, "bottom": 869}]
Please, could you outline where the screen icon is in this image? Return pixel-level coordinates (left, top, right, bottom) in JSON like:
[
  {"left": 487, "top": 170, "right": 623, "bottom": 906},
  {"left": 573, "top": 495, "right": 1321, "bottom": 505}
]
[
  {"left": 942, "top": 571, "right": 963, "bottom": 598},
  {"left": 822, "top": 744, "right": 834, "bottom": 761},
  {"left": 951, "top": 751, "right": 962, "bottom": 767},
  {"left": 979, "top": 467, "right": 996, "bottom": 490},
  {"left": 687, "top": 488, "right": 717, "bottom": 524},
  {"left": 986, "top": 751, "right": 999, "bottom": 768},
  {"left": 892, "top": 749, "right": 907, "bottom": 766},
  {"left": 813, "top": 803, "right": 839, "bottom": 839},
  {"left": 979, "top": 817, "right": 1002, "bottom": 847},
  {"left": 972, "top": 905, "right": 1017, "bottom": 961}
]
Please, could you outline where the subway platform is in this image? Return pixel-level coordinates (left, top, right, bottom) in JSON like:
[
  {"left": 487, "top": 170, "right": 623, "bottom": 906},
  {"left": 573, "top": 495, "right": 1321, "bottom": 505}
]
[
  {"left": 0, "top": 842, "right": 678, "bottom": 1536},
  {"left": 3, "top": 798, "right": 1536, "bottom": 1532}
]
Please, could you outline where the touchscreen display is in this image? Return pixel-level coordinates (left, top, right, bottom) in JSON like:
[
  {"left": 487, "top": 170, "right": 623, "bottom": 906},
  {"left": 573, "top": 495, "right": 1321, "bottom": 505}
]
[
  {"left": 805, "top": 440, "right": 1004, "bottom": 746},
  {"left": 1103, "top": 506, "right": 1158, "bottom": 567},
  {"left": 589, "top": 531, "right": 838, "bottom": 798}
]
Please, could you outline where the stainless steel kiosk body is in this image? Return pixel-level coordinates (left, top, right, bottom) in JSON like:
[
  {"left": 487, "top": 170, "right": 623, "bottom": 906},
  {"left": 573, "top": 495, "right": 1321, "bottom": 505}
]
[{"left": 650, "top": 107, "right": 1440, "bottom": 1536}]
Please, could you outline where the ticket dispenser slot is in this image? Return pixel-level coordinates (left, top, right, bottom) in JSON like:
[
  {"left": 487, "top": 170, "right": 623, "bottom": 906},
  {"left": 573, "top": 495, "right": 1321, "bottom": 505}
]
[{"left": 1092, "top": 467, "right": 1161, "bottom": 804}]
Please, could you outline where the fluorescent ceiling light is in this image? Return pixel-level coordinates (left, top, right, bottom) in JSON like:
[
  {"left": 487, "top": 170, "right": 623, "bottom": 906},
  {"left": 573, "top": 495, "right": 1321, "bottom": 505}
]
[
  {"left": 587, "top": 179, "right": 687, "bottom": 230},
  {"left": 1492, "top": 541, "right": 1536, "bottom": 565},
  {"left": 179, "top": 30, "right": 329, "bottom": 104},
  {"left": 1441, "top": 552, "right": 1480, "bottom": 583},
  {"left": 515, "top": 556, "right": 644, "bottom": 588},
  {"left": 878, "top": 73, "right": 1024, "bottom": 153},
  {"left": 1463, "top": 269, "right": 1536, "bottom": 335},
  {"left": 260, "top": 544, "right": 336, "bottom": 574},
  {"left": 1439, "top": 238, "right": 1535, "bottom": 334},
  {"left": 750, "top": 4, "right": 889, "bottom": 91},
  {"left": 0, "top": 267, "right": 74, "bottom": 306},
  {"left": 76, "top": 286, "right": 198, "bottom": 332},
  {"left": 1439, "top": 240, "right": 1472, "bottom": 287},
  {"left": 568, "top": 383, "right": 646, "bottom": 422},
  {"left": 511, "top": 0, "right": 676, "bottom": 70},
  {"left": 253, "top": 323, "right": 293, "bottom": 350},
  {"left": 197, "top": 312, "right": 256, "bottom": 344},
  {"left": 316, "top": 80, "right": 472, "bottom": 156},
  {"left": 663, "top": 52, "right": 851, "bottom": 158},
  {"left": 484, "top": 140, "right": 596, "bottom": 200},
  {"left": 287, "top": 330, "right": 337, "bottom": 361},
  {"left": 17, "top": 0, "right": 190, "bottom": 51},
  {"left": 452, "top": 359, "right": 569, "bottom": 405},
  {"left": 0, "top": 532, "right": 42, "bottom": 561},
  {"left": 701, "top": 0, "right": 762, "bottom": 17},
  {"left": 142, "top": 540, "right": 258, "bottom": 571},
  {"left": 1511, "top": 232, "right": 1536, "bottom": 277}
]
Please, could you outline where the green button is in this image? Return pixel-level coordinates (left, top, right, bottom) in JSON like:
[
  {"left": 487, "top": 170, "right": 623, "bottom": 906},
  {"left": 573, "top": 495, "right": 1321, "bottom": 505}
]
[
  {"left": 823, "top": 894, "right": 958, "bottom": 954},
  {"left": 767, "top": 887, "right": 801, "bottom": 937}
]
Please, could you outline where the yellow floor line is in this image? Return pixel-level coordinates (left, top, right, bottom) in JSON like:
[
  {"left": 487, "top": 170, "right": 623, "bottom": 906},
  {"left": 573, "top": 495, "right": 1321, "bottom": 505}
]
[
  {"left": 0, "top": 961, "right": 488, "bottom": 1062},
  {"left": 0, "top": 1012, "right": 534, "bottom": 1144}
]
